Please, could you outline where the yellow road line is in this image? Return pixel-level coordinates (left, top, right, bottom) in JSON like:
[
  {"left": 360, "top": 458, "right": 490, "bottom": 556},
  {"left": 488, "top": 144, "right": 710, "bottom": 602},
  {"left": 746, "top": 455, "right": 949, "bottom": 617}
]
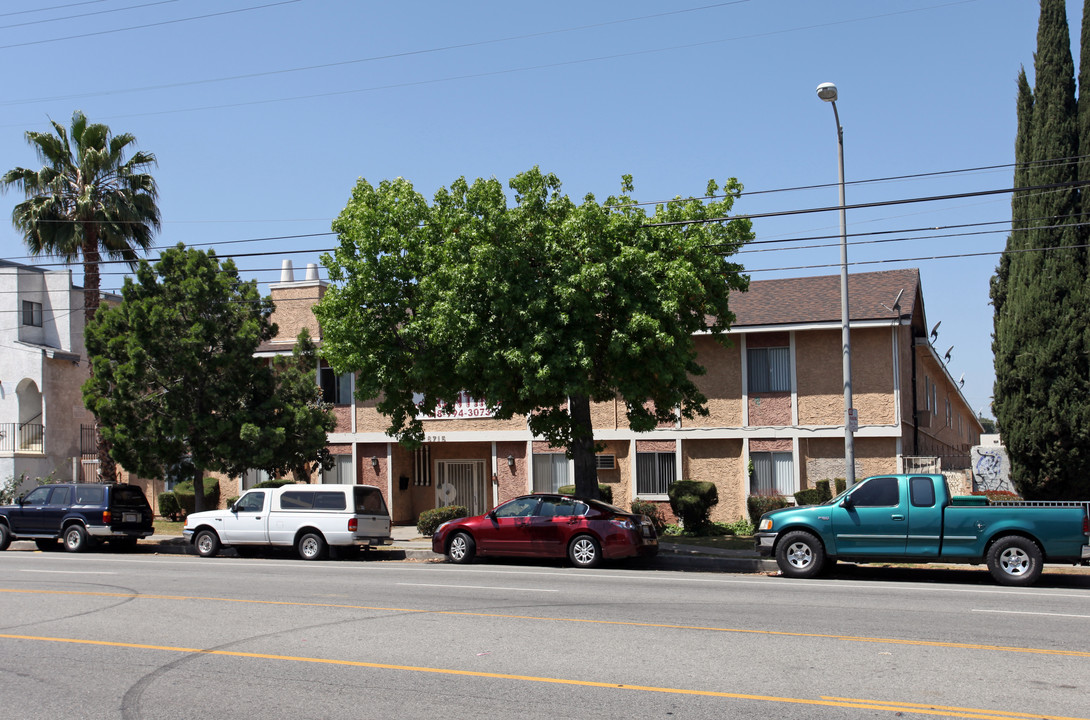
[
  {"left": 2, "top": 587, "right": 1089, "bottom": 659},
  {"left": 1, "top": 632, "right": 1084, "bottom": 720}
]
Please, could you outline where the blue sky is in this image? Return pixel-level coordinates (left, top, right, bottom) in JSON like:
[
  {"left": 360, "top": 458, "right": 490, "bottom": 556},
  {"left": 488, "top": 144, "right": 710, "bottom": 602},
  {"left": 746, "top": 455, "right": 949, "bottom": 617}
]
[{"left": 0, "top": 1, "right": 1071, "bottom": 420}]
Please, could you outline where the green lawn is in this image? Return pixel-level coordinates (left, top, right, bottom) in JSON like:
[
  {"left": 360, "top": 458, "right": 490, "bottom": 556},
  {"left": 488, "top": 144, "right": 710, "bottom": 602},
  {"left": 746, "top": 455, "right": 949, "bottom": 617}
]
[{"left": 154, "top": 519, "right": 184, "bottom": 535}]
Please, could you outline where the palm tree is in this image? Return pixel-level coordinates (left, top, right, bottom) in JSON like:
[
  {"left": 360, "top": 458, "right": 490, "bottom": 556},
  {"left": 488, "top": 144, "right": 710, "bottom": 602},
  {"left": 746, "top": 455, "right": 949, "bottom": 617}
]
[{"left": 2, "top": 110, "right": 161, "bottom": 481}]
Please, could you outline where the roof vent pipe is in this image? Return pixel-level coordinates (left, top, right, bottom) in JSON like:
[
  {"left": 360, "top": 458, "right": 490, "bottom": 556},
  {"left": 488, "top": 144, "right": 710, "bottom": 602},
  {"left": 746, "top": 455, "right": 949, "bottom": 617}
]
[
  {"left": 280, "top": 259, "right": 294, "bottom": 283},
  {"left": 305, "top": 263, "right": 319, "bottom": 281}
]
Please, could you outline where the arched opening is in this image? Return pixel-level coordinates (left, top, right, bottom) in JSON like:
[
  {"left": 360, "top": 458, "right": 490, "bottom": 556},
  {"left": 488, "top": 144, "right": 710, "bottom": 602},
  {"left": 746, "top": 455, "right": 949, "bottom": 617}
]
[{"left": 14, "top": 379, "right": 44, "bottom": 452}]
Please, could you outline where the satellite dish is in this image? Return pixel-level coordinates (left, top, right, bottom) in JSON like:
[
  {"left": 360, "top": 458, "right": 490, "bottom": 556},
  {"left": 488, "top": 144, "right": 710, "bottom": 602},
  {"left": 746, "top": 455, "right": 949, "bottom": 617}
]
[{"left": 438, "top": 482, "right": 457, "bottom": 506}]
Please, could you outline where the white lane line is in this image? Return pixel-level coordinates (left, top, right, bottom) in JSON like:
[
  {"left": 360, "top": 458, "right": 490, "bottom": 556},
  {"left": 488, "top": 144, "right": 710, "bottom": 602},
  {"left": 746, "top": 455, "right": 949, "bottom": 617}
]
[
  {"left": 397, "top": 582, "right": 558, "bottom": 592},
  {"left": 19, "top": 570, "right": 116, "bottom": 575},
  {"left": 972, "top": 608, "right": 1090, "bottom": 619}
]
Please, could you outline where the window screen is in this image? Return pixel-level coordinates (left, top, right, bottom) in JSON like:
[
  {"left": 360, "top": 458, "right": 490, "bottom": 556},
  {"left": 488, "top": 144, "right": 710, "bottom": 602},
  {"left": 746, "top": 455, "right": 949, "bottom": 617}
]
[{"left": 747, "top": 347, "right": 790, "bottom": 392}]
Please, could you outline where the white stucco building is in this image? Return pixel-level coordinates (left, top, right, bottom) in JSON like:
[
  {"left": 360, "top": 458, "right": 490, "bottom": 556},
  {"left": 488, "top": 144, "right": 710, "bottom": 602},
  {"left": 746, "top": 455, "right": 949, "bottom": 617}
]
[{"left": 0, "top": 259, "right": 95, "bottom": 493}]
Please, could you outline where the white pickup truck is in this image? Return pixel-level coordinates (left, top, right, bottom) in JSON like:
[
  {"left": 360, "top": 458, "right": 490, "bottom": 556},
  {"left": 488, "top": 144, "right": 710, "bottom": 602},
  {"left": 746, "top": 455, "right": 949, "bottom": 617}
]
[{"left": 183, "top": 484, "right": 392, "bottom": 560}]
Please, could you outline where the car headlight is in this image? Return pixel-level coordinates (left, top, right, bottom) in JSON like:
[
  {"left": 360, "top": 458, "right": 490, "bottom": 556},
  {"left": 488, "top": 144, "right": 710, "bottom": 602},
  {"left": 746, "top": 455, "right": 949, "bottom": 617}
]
[{"left": 758, "top": 518, "right": 774, "bottom": 532}]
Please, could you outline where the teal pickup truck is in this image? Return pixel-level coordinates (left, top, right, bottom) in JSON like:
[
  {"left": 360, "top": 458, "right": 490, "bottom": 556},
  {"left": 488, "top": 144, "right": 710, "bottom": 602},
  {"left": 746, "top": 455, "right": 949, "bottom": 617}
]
[{"left": 754, "top": 474, "right": 1090, "bottom": 586}]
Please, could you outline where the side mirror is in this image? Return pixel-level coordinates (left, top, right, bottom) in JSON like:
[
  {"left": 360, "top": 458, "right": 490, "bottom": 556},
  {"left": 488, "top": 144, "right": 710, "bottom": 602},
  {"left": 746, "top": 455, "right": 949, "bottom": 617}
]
[
  {"left": 839, "top": 495, "right": 854, "bottom": 509},
  {"left": 229, "top": 503, "right": 238, "bottom": 513},
  {"left": 16, "top": 494, "right": 24, "bottom": 505}
]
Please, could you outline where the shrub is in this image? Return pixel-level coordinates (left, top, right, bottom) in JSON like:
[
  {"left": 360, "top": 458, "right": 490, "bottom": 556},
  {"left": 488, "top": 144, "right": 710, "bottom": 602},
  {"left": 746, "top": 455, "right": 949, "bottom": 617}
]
[
  {"left": 172, "top": 478, "right": 220, "bottom": 515},
  {"left": 157, "top": 492, "right": 182, "bottom": 521},
  {"left": 793, "top": 488, "right": 825, "bottom": 507},
  {"left": 814, "top": 480, "right": 832, "bottom": 499},
  {"left": 255, "top": 478, "right": 298, "bottom": 489},
  {"left": 724, "top": 516, "right": 755, "bottom": 536},
  {"left": 834, "top": 478, "right": 847, "bottom": 495},
  {"left": 225, "top": 496, "right": 239, "bottom": 507},
  {"left": 630, "top": 499, "right": 668, "bottom": 535},
  {"left": 558, "top": 484, "right": 613, "bottom": 504},
  {"left": 417, "top": 505, "right": 468, "bottom": 537},
  {"left": 667, "top": 480, "right": 718, "bottom": 532},
  {"left": 747, "top": 493, "right": 790, "bottom": 526}
]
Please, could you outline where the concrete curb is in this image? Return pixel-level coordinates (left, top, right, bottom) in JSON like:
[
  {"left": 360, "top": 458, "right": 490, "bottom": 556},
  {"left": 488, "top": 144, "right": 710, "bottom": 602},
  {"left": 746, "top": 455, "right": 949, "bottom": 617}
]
[{"left": 8, "top": 536, "right": 777, "bottom": 573}]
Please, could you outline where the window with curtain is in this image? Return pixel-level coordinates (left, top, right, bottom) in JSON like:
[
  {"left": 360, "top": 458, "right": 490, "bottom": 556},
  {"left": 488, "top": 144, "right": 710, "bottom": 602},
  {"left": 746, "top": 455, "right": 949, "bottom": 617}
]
[
  {"left": 636, "top": 452, "right": 676, "bottom": 496},
  {"left": 532, "top": 453, "right": 569, "bottom": 493},
  {"left": 747, "top": 347, "right": 790, "bottom": 392},
  {"left": 750, "top": 451, "right": 794, "bottom": 496},
  {"left": 241, "top": 468, "right": 270, "bottom": 491},
  {"left": 322, "top": 454, "right": 354, "bottom": 484},
  {"left": 319, "top": 367, "right": 353, "bottom": 404}
]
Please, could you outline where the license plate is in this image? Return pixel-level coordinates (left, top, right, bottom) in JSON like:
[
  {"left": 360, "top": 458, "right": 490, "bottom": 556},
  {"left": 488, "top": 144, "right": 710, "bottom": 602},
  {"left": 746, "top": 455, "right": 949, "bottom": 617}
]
[{"left": 123, "top": 513, "right": 139, "bottom": 523}]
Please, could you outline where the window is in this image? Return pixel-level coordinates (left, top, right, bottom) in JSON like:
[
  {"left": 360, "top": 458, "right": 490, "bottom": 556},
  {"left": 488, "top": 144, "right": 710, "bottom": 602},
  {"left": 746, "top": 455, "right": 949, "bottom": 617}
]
[
  {"left": 747, "top": 347, "right": 790, "bottom": 392},
  {"left": 323, "top": 454, "right": 354, "bottom": 485},
  {"left": 279, "top": 490, "right": 346, "bottom": 510},
  {"left": 945, "top": 398, "right": 952, "bottom": 427},
  {"left": 535, "top": 497, "right": 587, "bottom": 517},
  {"left": 751, "top": 451, "right": 793, "bottom": 495},
  {"left": 849, "top": 477, "right": 899, "bottom": 507},
  {"left": 241, "top": 468, "right": 270, "bottom": 491},
  {"left": 354, "top": 487, "right": 388, "bottom": 514},
  {"left": 234, "top": 491, "right": 266, "bottom": 513},
  {"left": 47, "top": 486, "right": 72, "bottom": 506},
  {"left": 22, "top": 487, "right": 51, "bottom": 505},
  {"left": 494, "top": 496, "right": 539, "bottom": 518},
  {"left": 21, "top": 300, "right": 42, "bottom": 327},
  {"left": 319, "top": 367, "right": 352, "bottom": 404},
  {"left": 909, "top": 477, "right": 935, "bottom": 507},
  {"left": 636, "top": 452, "right": 676, "bottom": 495},
  {"left": 532, "top": 453, "right": 569, "bottom": 493}
]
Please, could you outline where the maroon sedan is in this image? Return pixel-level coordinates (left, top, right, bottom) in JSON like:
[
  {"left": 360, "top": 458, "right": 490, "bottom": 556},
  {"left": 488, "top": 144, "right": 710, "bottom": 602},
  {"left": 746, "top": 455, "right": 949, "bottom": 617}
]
[{"left": 431, "top": 494, "right": 659, "bottom": 568}]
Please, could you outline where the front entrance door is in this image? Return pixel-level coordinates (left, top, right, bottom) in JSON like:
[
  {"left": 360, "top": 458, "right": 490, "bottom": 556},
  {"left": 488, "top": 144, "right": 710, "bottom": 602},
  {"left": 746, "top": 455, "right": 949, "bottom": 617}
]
[{"left": 435, "top": 460, "right": 488, "bottom": 516}]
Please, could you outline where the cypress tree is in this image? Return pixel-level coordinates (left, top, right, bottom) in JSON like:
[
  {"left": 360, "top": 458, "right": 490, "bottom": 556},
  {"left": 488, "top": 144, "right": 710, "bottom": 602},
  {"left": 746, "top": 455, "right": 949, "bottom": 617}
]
[{"left": 992, "top": 0, "right": 1089, "bottom": 499}]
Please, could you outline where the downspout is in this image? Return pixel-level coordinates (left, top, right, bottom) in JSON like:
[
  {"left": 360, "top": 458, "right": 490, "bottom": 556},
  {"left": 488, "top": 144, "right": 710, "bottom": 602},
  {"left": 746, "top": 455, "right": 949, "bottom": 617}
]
[{"left": 911, "top": 331, "right": 919, "bottom": 455}]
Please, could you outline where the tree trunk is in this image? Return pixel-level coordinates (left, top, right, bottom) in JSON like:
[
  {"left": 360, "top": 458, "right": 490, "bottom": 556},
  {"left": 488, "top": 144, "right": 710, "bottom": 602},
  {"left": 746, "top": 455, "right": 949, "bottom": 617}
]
[
  {"left": 568, "top": 394, "right": 599, "bottom": 500},
  {"left": 82, "top": 232, "right": 116, "bottom": 482},
  {"left": 192, "top": 470, "right": 206, "bottom": 514}
]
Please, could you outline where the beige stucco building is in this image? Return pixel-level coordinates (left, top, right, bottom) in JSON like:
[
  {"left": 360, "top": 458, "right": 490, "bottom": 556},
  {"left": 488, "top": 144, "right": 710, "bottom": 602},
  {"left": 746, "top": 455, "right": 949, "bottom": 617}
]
[{"left": 239, "top": 263, "right": 982, "bottom": 527}]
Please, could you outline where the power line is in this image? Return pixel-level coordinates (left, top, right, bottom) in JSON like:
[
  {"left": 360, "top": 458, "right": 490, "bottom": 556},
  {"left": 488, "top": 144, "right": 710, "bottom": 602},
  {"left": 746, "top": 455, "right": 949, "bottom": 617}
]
[
  {"left": 0, "top": 0, "right": 302, "bottom": 51},
  {"left": 0, "top": 0, "right": 181, "bottom": 30}
]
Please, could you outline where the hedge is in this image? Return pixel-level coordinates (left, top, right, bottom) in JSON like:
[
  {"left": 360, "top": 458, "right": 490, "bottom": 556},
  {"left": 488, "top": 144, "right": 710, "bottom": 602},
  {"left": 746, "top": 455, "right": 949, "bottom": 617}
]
[
  {"left": 417, "top": 505, "right": 469, "bottom": 537},
  {"left": 171, "top": 478, "right": 220, "bottom": 516},
  {"left": 747, "top": 494, "right": 790, "bottom": 526},
  {"left": 630, "top": 499, "right": 668, "bottom": 535},
  {"left": 557, "top": 484, "right": 613, "bottom": 504}
]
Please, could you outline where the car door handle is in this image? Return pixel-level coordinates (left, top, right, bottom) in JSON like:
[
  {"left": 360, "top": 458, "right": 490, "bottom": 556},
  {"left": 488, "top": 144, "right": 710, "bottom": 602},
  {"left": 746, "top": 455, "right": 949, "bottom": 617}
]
[{"left": 891, "top": 514, "right": 905, "bottom": 521}]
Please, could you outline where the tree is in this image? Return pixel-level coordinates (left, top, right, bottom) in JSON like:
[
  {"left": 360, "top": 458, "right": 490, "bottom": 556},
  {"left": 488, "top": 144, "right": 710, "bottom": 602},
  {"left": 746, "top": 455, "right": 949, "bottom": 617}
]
[
  {"left": 82, "top": 245, "right": 333, "bottom": 512},
  {"left": 2, "top": 111, "right": 160, "bottom": 482},
  {"left": 991, "top": 0, "right": 1090, "bottom": 499},
  {"left": 315, "top": 167, "right": 752, "bottom": 498}
]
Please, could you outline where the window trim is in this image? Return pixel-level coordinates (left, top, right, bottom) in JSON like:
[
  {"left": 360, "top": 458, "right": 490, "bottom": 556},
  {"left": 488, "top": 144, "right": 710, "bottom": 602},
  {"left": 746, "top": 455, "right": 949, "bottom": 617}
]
[
  {"left": 746, "top": 346, "right": 790, "bottom": 393},
  {"left": 635, "top": 451, "right": 676, "bottom": 499},
  {"left": 21, "top": 300, "right": 42, "bottom": 327}
]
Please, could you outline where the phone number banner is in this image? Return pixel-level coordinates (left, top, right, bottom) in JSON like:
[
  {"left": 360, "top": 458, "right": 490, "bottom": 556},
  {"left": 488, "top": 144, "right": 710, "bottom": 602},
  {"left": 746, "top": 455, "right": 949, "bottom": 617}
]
[{"left": 414, "top": 391, "right": 496, "bottom": 420}]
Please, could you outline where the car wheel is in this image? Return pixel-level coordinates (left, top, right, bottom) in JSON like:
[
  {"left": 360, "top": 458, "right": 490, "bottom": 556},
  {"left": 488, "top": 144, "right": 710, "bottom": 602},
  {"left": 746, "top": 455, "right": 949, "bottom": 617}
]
[
  {"left": 568, "top": 534, "right": 601, "bottom": 568},
  {"left": 0, "top": 524, "right": 11, "bottom": 552},
  {"left": 447, "top": 532, "right": 476, "bottom": 564},
  {"left": 775, "top": 530, "right": 825, "bottom": 578},
  {"left": 35, "top": 539, "right": 60, "bottom": 551},
  {"left": 194, "top": 529, "right": 221, "bottom": 558},
  {"left": 987, "top": 535, "right": 1043, "bottom": 586},
  {"left": 297, "top": 532, "right": 327, "bottom": 561},
  {"left": 63, "top": 525, "right": 91, "bottom": 553}
]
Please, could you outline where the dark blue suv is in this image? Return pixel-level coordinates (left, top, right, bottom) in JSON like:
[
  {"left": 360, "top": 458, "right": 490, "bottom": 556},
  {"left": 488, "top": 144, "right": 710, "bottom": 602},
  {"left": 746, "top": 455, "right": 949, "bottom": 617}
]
[{"left": 0, "top": 483, "right": 154, "bottom": 552}]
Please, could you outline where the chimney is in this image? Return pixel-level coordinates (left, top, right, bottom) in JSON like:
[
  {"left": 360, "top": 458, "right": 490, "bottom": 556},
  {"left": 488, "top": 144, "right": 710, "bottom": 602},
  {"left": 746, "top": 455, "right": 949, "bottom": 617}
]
[
  {"left": 305, "top": 263, "right": 319, "bottom": 281},
  {"left": 280, "top": 259, "right": 294, "bottom": 283}
]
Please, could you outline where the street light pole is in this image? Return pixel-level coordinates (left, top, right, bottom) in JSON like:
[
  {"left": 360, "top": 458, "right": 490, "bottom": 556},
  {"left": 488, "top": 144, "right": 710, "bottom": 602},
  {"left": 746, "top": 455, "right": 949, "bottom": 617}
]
[{"left": 817, "top": 82, "right": 856, "bottom": 488}]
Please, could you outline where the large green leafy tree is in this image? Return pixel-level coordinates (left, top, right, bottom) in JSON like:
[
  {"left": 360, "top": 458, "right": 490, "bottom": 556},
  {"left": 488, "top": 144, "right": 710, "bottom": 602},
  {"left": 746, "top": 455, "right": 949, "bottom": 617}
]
[
  {"left": 991, "top": 0, "right": 1090, "bottom": 499},
  {"left": 316, "top": 167, "right": 752, "bottom": 498},
  {"left": 2, "top": 111, "right": 160, "bottom": 482},
  {"left": 83, "top": 245, "right": 333, "bottom": 512}
]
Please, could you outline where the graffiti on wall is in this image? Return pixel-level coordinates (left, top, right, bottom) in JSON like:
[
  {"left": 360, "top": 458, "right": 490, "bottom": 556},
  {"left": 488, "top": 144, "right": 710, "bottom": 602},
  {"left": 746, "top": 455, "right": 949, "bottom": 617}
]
[{"left": 970, "top": 444, "right": 1013, "bottom": 493}]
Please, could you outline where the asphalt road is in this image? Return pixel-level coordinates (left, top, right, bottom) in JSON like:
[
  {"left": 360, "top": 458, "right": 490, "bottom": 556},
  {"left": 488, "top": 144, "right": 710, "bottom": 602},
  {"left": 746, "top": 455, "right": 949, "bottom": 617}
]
[{"left": 1, "top": 549, "right": 1088, "bottom": 720}]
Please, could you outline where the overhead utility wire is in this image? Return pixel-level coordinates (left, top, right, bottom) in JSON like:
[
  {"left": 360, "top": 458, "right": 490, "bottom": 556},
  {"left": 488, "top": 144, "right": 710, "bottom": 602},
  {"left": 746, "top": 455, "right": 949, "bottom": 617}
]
[
  {"left": 0, "top": 1, "right": 106, "bottom": 18},
  {"left": 0, "top": 1, "right": 749, "bottom": 106},
  {"left": 0, "top": 0, "right": 180, "bottom": 30},
  {"left": 0, "top": 0, "right": 302, "bottom": 51},
  {"left": 0, "top": 1, "right": 977, "bottom": 121}
]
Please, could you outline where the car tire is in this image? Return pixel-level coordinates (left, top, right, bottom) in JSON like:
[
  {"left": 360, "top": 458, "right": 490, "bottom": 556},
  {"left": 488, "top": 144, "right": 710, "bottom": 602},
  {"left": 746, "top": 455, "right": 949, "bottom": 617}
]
[
  {"left": 987, "top": 535, "right": 1043, "bottom": 586},
  {"left": 35, "top": 539, "right": 60, "bottom": 551},
  {"left": 0, "top": 524, "right": 10, "bottom": 551},
  {"left": 194, "top": 529, "right": 221, "bottom": 558},
  {"left": 447, "top": 532, "right": 476, "bottom": 564},
  {"left": 775, "top": 530, "right": 825, "bottom": 578},
  {"left": 63, "top": 524, "right": 91, "bottom": 553},
  {"left": 297, "top": 532, "right": 327, "bottom": 561},
  {"left": 568, "top": 534, "right": 601, "bottom": 568}
]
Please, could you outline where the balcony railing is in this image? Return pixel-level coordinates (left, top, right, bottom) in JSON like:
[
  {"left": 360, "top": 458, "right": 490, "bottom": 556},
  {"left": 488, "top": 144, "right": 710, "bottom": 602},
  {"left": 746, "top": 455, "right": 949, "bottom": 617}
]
[{"left": 0, "top": 423, "right": 44, "bottom": 453}]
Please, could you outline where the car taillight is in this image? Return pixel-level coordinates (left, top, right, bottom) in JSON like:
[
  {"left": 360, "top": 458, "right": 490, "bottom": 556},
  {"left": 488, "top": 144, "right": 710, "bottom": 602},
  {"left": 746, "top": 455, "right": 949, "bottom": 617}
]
[
  {"left": 103, "top": 510, "right": 111, "bottom": 524},
  {"left": 348, "top": 518, "right": 358, "bottom": 532}
]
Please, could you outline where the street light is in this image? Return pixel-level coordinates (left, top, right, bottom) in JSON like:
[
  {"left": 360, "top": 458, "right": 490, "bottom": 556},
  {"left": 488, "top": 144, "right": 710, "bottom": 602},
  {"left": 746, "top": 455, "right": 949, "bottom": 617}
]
[{"left": 817, "top": 81, "right": 856, "bottom": 488}]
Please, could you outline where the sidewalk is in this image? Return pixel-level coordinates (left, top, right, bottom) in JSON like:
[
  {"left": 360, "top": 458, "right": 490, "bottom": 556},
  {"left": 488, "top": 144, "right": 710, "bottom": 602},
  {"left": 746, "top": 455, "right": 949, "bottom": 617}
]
[{"left": 8, "top": 525, "right": 778, "bottom": 573}]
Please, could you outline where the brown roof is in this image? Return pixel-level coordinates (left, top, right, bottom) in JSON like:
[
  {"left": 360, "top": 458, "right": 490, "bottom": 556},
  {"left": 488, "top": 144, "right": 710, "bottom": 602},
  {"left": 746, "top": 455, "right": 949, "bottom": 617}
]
[{"left": 727, "top": 268, "right": 920, "bottom": 327}]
